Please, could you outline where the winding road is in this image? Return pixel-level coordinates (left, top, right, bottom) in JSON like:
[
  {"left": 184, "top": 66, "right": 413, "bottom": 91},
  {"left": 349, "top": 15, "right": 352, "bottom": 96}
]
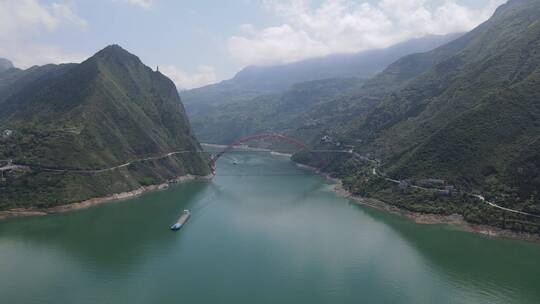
[
  {"left": 364, "top": 154, "right": 540, "bottom": 219},
  {"left": 2, "top": 151, "right": 198, "bottom": 174},
  {"left": 2, "top": 140, "right": 539, "bottom": 219},
  {"left": 471, "top": 194, "right": 540, "bottom": 219}
]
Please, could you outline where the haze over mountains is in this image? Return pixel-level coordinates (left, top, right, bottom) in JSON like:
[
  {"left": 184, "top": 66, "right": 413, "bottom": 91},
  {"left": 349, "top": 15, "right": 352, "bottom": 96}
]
[
  {"left": 0, "top": 58, "right": 13, "bottom": 73},
  {"left": 183, "top": 33, "right": 462, "bottom": 142},
  {"left": 217, "top": 33, "right": 463, "bottom": 93},
  {"left": 0, "top": 46, "right": 209, "bottom": 210}
]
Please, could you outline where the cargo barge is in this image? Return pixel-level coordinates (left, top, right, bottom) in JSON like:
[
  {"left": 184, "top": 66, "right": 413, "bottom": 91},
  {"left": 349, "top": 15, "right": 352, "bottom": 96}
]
[{"left": 170, "top": 210, "right": 191, "bottom": 230}]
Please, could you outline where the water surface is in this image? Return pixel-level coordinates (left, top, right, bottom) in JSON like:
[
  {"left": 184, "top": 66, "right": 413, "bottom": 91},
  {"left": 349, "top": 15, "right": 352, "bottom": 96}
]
[{"left": 1, "top": 152, "right": 539, "bottom": 303}]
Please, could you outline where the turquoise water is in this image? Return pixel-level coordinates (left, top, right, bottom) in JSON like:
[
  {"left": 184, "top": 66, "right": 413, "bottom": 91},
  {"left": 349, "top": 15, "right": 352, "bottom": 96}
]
[{"left": 0, "top": 151, "right": 539, "bottom": 303}]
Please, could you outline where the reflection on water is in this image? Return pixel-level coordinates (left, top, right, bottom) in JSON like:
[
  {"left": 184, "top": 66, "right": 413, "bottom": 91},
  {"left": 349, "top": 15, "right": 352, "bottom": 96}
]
[{"left": 0, "top": 151, "right": 539, "bottom": 304}]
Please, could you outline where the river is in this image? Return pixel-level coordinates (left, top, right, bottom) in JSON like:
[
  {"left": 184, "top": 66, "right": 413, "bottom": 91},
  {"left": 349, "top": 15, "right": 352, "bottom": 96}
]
[{"left": 0, "top": 151, "right": 539, "bottom": 303}]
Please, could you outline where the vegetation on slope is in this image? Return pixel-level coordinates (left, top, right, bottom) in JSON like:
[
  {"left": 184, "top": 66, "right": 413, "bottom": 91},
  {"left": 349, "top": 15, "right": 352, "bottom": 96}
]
[
  {"left": 291, "top": 0, "right": 540, "bottom": 234},
  {"left": 190, "top": 77, "right": 362, "bottom": 144},
  {"left": 0, "top": 45, "right": 210, "bottom": 210}
]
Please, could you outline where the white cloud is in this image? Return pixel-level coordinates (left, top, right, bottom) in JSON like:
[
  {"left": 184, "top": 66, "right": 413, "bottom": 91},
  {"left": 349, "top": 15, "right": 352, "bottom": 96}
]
[
  {"left": 238, "top": 23, "right": 257, "bottom": 35},
  {"left": 228, "top": 0, "right": 507, "bottom": 66},
  {"left": 160, "top": 65, "right": 218, "bottom": 90},
  {"left": 115, "top": 0, "right": 155, "bottom": 8},
  {"left": 0, "top": 0, "right": 88, "bottom": 68}
]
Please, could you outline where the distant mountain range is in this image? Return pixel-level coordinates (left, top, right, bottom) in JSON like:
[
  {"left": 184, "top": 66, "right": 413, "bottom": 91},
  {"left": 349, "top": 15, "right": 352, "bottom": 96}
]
[
  {"left": 183, "top": 33, "right": 462, "bottom": 141},
  {"left": 0, "top": 46, "right": 209, "bottom": 210},
  {"left": 220, "top": 33, "right": 464, "bottom": 92},
  {"left": 190, "top": 77, "right": 362, "bottom": 145}
]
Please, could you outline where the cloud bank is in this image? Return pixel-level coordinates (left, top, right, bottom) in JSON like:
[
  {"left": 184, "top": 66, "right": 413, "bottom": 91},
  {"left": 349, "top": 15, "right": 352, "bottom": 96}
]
[
  {"left": 228, "top": 0, "right": 506, "bottom": 66},
  {"left": 160, "top": 65, "right": 218, "bottom": 90}
]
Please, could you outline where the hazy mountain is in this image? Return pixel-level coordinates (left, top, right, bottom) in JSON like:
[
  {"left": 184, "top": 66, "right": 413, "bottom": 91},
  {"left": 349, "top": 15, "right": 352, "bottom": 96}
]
[
  {"left": 0, "top": 58, "right": 13, "bottom": 73},
  {"left": 0, "top": 45, "right": 210, "bottom": 210},
  {"left": 183, "top": 33, "right": 462, "bottom": 145},
  {"left": 190, "top": 77, "right": 362, "bottom": 144},
  {"left": 182, "top": 33, "right": 462, "bottom": 116},
  {"left": 227, "top": 33, "right": 463, "bottom": 92},
  {"left": 0, "top": 58, "right": 25, "bottom": 94}
]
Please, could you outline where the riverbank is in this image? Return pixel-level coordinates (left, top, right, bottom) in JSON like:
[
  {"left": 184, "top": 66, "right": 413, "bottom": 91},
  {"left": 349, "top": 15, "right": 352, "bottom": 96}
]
[
  {"left": 333, "top": 181, "right": 540, "bottom": 244},
  {"left": 0, "top": 174, "right": 213, "bottom": 221},
  {"left": 288, "top": 154, "right": 540, "bottom": 243}
]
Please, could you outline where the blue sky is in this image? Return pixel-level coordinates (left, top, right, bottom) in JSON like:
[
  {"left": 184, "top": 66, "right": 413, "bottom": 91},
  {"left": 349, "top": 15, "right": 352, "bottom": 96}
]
[{"left": 0, "top": 0, "right": 505, "bottom": 88}]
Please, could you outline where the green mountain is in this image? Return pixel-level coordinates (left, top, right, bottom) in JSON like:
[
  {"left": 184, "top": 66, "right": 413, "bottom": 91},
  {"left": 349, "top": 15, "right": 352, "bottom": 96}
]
[
  {"left": 293, "top": 0, "right": 540, "bottom": 234},
  {"left": 282, "top": 27, "right": 476, "bottom": 145},
  {"left": 0, "top": 64, "right": 76, "bottom": 104},
  {"left": 182, "top": 34, "right": 462, "bottom": 117},
  {"left": 0, "top": 45, "right": 210, "bottom": 210}
]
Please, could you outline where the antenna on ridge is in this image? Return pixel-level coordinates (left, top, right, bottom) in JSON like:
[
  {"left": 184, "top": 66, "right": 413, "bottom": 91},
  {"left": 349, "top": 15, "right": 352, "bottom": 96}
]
[{"left": 156, "top": 66, "right": 160, "bottom": 72}]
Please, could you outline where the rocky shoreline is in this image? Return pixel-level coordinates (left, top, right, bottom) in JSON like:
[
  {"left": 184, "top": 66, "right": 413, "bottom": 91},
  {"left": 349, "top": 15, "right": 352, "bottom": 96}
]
[
  {"left": 332, "top": 181, "right": 540, "bottom": 244},
  {"left": 0, "top": 174, "right": 213, "bottom": 221},
  {"left": 291, "top": 159, "right": 540, "bottom": 243}
]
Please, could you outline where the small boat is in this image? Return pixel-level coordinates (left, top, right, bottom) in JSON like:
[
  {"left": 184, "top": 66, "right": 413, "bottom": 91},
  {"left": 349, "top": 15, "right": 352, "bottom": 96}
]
[
  {"left": 170, "top": 210, "right": 191, "bottom": 231},
  {"left": 232, "top": 160, "right": 239, "bottom": 165}
]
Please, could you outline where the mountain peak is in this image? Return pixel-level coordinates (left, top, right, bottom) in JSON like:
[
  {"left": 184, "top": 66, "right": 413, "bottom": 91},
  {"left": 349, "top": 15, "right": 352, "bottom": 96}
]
[
  {"left": 100, "top": 44, "right": 128, "bottom": 54},
  {"left": 91, "top": 44, "right": 143, "bottom": 66}
]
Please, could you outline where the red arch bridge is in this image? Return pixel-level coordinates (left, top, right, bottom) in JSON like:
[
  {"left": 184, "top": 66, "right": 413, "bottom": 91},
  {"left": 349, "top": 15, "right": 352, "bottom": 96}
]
[{"left": 208, "top": 133, "right": 332, "bottom": 172}]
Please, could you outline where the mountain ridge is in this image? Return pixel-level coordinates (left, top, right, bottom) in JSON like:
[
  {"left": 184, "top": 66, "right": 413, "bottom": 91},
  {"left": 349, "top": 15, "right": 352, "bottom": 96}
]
[
  {"left": 228, "top": 33, "right": 464, "bottom": 92},
  {"left": 182, "top": 33, "right": 462, "bottom": 117}
]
